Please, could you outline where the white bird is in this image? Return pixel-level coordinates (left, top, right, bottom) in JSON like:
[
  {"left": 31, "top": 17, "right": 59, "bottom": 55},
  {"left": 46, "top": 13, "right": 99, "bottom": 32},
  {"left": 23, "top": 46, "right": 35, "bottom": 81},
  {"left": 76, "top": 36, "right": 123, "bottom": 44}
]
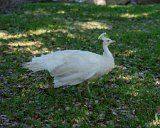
[{"left": 23, "top": 33, "right": 115, "bottom": 89}]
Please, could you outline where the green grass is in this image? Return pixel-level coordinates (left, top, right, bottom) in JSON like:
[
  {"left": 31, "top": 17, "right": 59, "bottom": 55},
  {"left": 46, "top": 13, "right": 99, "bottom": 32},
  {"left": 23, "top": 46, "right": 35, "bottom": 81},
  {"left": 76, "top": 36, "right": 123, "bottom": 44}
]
[{"left": 0, "top": 2, "right": 160, "bottom": 127}]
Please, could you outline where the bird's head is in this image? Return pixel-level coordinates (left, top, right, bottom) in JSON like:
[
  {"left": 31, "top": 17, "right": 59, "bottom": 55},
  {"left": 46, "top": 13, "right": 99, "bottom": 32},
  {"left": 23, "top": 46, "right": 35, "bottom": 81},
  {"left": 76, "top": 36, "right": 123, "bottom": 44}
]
[{"left": 98, "top": 33, "right": 115, "bottom": 46}]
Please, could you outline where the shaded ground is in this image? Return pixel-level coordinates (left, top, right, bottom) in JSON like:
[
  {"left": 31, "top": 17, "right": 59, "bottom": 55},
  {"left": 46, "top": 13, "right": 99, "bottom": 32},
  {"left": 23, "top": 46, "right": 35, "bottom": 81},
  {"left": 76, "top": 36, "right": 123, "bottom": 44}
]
[{"left": 0, "top": 3, "right": 160, "bottom": 127}]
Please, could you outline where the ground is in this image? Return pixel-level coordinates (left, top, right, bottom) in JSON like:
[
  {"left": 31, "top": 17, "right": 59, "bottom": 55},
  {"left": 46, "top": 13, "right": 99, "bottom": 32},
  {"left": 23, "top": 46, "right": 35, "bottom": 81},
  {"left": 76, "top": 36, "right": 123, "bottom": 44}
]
[{"left": 0, "top": 3, "right": 160, "bottom": 127}]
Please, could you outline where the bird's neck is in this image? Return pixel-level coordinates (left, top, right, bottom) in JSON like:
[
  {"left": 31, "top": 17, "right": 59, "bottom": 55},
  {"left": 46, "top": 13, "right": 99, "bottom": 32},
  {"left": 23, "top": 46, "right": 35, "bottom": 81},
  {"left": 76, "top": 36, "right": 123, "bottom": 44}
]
[
  {"left": 103, "top": 42, "right": 115, "bottom": 69},
  {"left": 103, "top": 42, "right": 112, "bottom": 57}
]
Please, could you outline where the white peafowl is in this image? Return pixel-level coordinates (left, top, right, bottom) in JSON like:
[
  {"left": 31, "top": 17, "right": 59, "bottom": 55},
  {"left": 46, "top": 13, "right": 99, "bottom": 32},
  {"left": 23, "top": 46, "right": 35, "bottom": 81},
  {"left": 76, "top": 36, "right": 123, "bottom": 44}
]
[{"left": 23, "top": 33, "right": 115, "bottom": 93}]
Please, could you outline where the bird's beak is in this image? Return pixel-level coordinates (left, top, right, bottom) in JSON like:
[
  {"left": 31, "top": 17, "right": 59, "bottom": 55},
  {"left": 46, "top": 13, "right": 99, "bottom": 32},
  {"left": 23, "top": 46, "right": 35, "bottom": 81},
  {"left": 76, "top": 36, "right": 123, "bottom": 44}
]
[{"left": 111, "top": 40, "right": 116, "bottom": 43}]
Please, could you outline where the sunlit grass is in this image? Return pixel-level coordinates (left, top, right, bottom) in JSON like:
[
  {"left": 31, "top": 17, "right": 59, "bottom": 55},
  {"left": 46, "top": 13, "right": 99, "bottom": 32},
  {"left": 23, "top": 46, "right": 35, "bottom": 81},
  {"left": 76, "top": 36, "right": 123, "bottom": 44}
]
[
  {"left": 74, "top": 21, "right": 111, "bottom": 30},
  {"left": 120, "top": 12, "right": 149, "bottom": 18}
]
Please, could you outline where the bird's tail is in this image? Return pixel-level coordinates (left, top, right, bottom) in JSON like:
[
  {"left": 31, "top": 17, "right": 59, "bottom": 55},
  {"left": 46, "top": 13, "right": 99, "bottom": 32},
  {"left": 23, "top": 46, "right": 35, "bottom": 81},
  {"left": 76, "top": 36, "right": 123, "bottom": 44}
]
[{"left": 23, "top": 56, "right": 47, "bottom": 72}]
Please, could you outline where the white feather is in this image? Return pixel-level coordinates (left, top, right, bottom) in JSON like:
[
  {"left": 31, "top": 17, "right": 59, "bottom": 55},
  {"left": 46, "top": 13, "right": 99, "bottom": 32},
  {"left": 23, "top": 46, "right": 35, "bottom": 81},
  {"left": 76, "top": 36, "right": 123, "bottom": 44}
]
[{"left": 23, "top": 33, "right": 115, "bottom": 88}]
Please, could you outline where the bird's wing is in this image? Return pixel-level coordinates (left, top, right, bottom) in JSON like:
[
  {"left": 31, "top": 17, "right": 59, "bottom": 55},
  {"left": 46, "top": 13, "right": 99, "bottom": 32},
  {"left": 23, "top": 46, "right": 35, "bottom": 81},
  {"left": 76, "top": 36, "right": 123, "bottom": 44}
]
[
  {"left": 50, "top": 51, "right": 102, "bottom": 87},
  {"left": 52, "top": 50, "right": 101, "bottom": 76},
  {"left": 43, "top": 50, "right": 79, "bottom": 71}
]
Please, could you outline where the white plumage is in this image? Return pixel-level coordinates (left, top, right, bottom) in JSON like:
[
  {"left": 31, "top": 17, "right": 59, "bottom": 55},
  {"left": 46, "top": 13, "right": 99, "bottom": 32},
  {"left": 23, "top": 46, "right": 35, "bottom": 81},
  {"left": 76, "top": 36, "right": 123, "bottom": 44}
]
[{"left": 23, "top": 33, "right": 115, "bottom": 88}]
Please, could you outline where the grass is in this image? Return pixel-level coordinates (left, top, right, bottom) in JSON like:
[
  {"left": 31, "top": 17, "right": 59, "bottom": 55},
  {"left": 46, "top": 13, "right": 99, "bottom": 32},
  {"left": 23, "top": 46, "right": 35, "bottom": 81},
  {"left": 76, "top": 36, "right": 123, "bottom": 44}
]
[{"left": 0, "top": 2, "right": 160, "bottom": 127}]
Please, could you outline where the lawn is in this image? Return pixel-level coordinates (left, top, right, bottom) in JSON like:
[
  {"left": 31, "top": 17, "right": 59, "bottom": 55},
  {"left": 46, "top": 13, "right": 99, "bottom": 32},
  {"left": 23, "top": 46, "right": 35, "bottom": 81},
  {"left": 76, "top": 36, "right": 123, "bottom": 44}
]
[{"left": 0, "top": 2, "right": 160, "bottom": 127}]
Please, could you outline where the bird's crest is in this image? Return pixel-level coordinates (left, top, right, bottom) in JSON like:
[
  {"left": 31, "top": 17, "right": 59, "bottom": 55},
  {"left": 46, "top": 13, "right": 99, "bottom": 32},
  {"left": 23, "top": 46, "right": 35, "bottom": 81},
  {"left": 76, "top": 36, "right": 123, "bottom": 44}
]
[
  {"left": 98, "top": 32, "right": 107, "bottom": 40},
  {"left": 98, "top": 33, "right": 115, "bottom": 44}
]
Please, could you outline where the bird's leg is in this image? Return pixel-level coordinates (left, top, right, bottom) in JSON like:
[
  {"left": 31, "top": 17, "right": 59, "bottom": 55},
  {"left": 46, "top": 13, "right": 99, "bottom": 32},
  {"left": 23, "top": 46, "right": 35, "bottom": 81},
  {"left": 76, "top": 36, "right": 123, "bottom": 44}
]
[
  {"left": 48, "top": 75, "right": 53, "bottom": 88},
  {"left": 78, "top": 84, "right": 82, "bottom": 96},
  {"left": 47, "top": 74, "right": 54, "bottom": 96},
  {"left": 87, "top": 84, "right": 91, "bottom": 94},
  {"left": 85, "top": 81, "right": 93, "bottom": 98},
  {"left": 77, "top": 84, "right": 83, "bottom": 101}
]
